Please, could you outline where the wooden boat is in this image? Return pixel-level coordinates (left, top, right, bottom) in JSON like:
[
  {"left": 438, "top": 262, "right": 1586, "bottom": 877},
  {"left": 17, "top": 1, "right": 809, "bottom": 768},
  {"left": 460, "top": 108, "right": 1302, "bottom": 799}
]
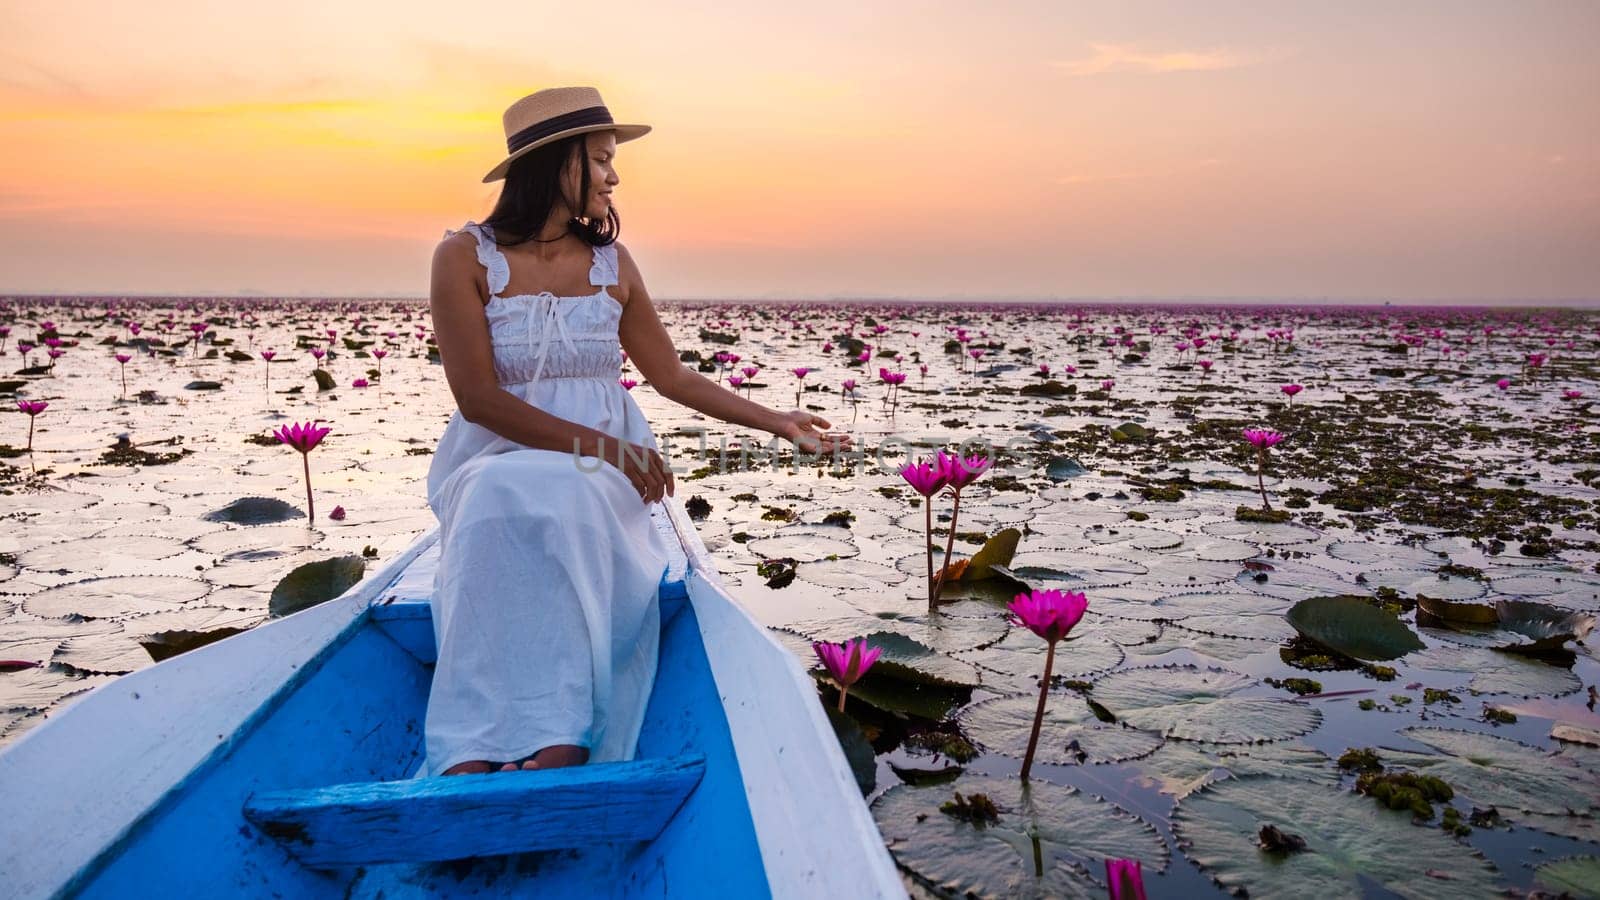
[{"left": 0, "top": 495, "right": 907, "bottom": 899}]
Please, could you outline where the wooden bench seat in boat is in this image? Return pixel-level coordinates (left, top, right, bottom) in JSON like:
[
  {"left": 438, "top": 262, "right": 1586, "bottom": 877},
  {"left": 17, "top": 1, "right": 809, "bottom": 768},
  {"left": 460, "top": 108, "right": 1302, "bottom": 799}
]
[{"left": 241, "top": 752, "right": 706, "bottom": 868}]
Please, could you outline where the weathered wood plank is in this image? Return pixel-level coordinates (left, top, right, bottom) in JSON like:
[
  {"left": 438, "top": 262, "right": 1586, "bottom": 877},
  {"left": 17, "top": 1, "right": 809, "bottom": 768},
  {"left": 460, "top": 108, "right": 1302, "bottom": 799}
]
[{"left": 242, "top": 752, "right": 706, "bottom": 868}]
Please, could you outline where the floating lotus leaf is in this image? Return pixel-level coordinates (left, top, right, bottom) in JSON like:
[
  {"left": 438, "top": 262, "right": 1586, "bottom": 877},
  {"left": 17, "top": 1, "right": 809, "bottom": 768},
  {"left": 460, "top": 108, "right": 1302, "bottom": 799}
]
[
  {"left": 1285, "top": 595, "right": 1424, "bottom": 661},
  {"left": 794, "top": 557, "right": 907, "bottom": 589},
  {"left": 743, "top": 527, "right": 858, "bottom": 562},
  {"left": 783, "top": 620, "right": 985, "bottom": 689},
  {"left": 1363, "top": 568, "right": 1488, "bottom": 601},
  {"left": 1172, "top": 775, "right": 1501, "bottom": 899},
  {"left": 1327, "top": 541, "right": 1442, "bottom": 568},
  {"left": 1201, "top": 520, "right": 1322, "bottom": 546},
  {"left": 1152, "top": 591, "right": 1293, "bottom": 620},
  {"left": 268, "top": 554, "right": 365, "bottom": 618},
  {"left": 1091, "top": 666, "right": 1322, "bottom": 744},
  {"left": 785, "top": 611, "right": 1009, "bottom": 655},
  {"left": 0, "top": 664, "right": 118, "bottom": 708},
  {"left": 1418, "top": 600, "right": 1595, "bottom": 655},
  {"left": 960, "top": 693, "right": 1164, "bottom": 765},
  {"left": 1534, "top": 856, "right": 1600, "bottom": 900},
  {"left": 1134, "top": 741, "right": 1337, "bottom": 799},
  {"left": 17, "top": 535, "right": 189, "bottom": 573},
  {"left": 1381, "top": 728, "right": 1598, "bottom": 816},
  {"left": 871, "top": 774, "right": 1168, "bottom": 900},
  {"left": 1169, "top": 614, "right": 1297, "bottom": 643},
  {"left": 1125, "top": 627, "right": 1275, "bottom": 663},
  {"left": 200, "top": 497, "right": 304, "bottom": 525},
  {"left": 1404, "top": 646, "right": 1583, "bottom": 697},
  {"left": 1416, "top": 594, "right": 1497, "bottom": 625},
  {"left": 138, "top": 626, "right": 251, "bottom": 662},
  {"left": 23, "top": 575, "right": 211, "bottom": 620},
  {"left": 954, "top": 629, "right": 1125, "bottom": 693},
  {"left": 1046, "top": 456, "right": 1087, "bottom": 481},
  {"left": 1493, "top": 600, "right": 1595, "bottom": 653}
]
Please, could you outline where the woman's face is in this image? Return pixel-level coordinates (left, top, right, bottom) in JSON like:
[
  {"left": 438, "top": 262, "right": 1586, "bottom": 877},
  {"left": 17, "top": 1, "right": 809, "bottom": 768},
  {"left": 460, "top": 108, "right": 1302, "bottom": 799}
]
[{"left": 569, "top": 130, "right": 620, "bottom": 220}]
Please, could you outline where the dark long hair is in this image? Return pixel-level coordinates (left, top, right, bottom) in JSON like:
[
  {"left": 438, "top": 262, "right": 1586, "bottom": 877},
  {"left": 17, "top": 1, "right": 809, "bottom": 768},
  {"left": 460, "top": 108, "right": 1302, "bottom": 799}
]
[{"left": 482, "top": 132, "right": 620, "bottom": 249}]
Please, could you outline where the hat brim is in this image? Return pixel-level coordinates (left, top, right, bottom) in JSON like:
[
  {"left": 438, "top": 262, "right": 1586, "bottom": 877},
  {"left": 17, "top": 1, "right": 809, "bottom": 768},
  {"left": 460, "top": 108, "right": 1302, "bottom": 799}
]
[{"left": 481, "top": 123, "right": 651, "bottom": 183}]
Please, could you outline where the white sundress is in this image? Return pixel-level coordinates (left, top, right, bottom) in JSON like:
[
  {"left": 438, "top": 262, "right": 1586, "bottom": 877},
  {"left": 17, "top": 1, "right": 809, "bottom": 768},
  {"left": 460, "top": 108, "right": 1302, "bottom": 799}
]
[{"left": 419, "top": 220, "right": 670, "bottom": 778}]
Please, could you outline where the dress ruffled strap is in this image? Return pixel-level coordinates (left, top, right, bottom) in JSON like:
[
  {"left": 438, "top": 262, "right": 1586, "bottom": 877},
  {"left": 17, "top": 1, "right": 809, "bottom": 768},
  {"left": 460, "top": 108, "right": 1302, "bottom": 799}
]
[
  {"left": 589, "top": 242, "right": 620, "bottom": 287},
  {"left": 446, "top": 220, "right": 511, "bottom": 297}
]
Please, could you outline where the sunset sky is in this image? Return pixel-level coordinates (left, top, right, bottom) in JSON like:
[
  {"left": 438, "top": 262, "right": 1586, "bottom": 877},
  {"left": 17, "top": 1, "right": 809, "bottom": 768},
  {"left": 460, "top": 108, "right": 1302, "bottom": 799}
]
[{"left": 2, "top": 1, "right": 1596, "bottom": 303}]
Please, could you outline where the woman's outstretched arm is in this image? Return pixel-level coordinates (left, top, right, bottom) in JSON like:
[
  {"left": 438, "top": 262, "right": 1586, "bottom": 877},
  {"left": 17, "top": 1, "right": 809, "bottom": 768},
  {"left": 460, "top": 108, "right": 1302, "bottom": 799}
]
[{"left": 615, "top": 243, "right": 851, "bottom": 454}]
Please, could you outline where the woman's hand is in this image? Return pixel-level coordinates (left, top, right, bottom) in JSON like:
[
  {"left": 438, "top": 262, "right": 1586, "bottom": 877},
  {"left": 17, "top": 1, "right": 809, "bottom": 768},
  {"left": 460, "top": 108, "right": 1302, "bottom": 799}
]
[
  {"left": 774, "top": 409, "right": 854, "bottom": 455},
  {"left": 605, "top": 441, "right": 675, "bottom": 504}
]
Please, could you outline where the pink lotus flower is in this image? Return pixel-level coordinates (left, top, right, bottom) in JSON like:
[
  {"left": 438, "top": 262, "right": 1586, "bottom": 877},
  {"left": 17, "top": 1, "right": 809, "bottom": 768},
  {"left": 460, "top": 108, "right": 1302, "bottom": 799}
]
[
  {"left": 1008, "top": 588, "right": 1088, "bottom": 644},
  {"left": 812, "top": 638, "right": 882, "bottom": 712},
  {"left": 371, "top": 348, "right": 388, "bottom": 359},
  {"left": 113, "top": 353, "right": 133, "bottom": 399},
  {"left": 351, "top": 378, "right": 369, "bottom": 388},
  {"left": 261, "top": 349, "right": 276, "bottom": 361},
  {"left": 310, "top": 348, "right": 326, "bottom": 361},
  {"left": 1038, "top": 363, "right": 1051, "bottom": 376},
  {"left": 272, "top": 421, "right": 331, "bottom": 524},
  {"left": 1242, "top": 428, "right": 1284, "bottom": 511},
  {"left": 901, "top": 454, "right": 954, "bottom": 607},
  {"left": 742, "top": 365, "right": 759, "bottom": 379},
  {"left": 620, "top": 378, "right": 638, "bottom": 390},
  {"left": 329, "top": 505, "right": 346, "bottom": 521},
  {"left": 1198, "top": 359, "right": 1213, "bottom": 372},
  {"left": 1101, "top": 379, "right": 1115, "bottom": 392},
  {"left": 1007, "top": 588, "right": 1089, "bottom": 779},
  {"left": 1106, "top": 859, "right": 1148, "bottom": 900},
  {"left": 1564, "top": 389, "right": 1583, "bottom": 400},
  {"left": 16, "top": 399, "right": 48, "bottom": 451},
  {"left": 1281, "top": 383, "right": 1303, "bottom": 406},
  {"left": 727, "top": 376, "right": 744, "bottom": 389},
  {"left": 1242, "top": 428, "right": 1284, "bottom": 450},
  {"left": 841, "top": 378, "right": 857, "bottom": 394}
]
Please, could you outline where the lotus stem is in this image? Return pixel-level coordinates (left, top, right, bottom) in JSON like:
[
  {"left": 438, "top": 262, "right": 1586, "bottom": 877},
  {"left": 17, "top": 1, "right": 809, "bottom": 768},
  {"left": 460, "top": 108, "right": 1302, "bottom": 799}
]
[
  {"left": 932, "top": 489, "right": 963, "bottom": 603},
  {"left": 1020, "top": 640, "right": 1056, "bottom": 781},
  {"left": 302, "top": 452, "right": 315, "bottom": 524}
]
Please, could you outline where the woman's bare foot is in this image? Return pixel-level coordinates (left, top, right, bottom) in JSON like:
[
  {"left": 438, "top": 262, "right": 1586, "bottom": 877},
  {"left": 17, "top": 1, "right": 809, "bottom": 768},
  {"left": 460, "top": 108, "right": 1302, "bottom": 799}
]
[
  {"left": 441, "top": 760, "right": 495, "bottom": 776},
  {"left": 496, "top": 744, "right": 590, "bottom": 772}
]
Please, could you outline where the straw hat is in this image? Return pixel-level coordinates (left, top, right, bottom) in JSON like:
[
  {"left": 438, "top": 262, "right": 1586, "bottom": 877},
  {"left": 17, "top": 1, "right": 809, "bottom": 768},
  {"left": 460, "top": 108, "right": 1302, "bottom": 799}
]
[{"left": 481, "top": 86, "right": 651, "bottom": 184}]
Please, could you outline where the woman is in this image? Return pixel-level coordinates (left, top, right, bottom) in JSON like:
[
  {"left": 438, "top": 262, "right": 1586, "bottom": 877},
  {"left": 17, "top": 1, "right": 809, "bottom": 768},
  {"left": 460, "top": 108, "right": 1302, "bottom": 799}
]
[{"left": 423, "top": 86, "right": 851, "bottom": 777}]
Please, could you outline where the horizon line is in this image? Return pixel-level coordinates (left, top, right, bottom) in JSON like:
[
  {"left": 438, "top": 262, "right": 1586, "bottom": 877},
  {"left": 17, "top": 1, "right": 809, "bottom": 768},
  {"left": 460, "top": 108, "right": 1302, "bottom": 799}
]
[{"left": 3, "top": 292, "right": 1597, "bottom": 309}]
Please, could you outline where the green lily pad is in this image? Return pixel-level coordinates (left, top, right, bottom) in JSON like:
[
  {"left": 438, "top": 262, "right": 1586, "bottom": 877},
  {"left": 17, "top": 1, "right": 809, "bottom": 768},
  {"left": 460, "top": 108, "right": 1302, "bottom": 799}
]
[
  {"left": 1110, "top": 422, "right": 1150, "bottom": 443},
  {"left": 1381, "top": 728, "right": 1598, "bottom": 816},
  {"left": 1416, "top": 594, "right": 1498, "bottom": 625},
  {"left": 1534, "top": 856, "right": 1600, "bottom": 900},
  {"left": 1134, "top": 741, "right": 1337, "bottom": 799},
  {"left": 1404, "top": 645, "right": 1583, "bottom": 697},
  {"left": 268, "top": 554, "right": 365, "bottom": 618},
  {"left": 955, "top": 629, "right": 1124, "bottom": 693},
  {"left": 1091, "top": 666, "right": 1322, "bottom": 744},
  {"left": 871, "top": 774, "right": 1168, "bottom": 900},
  {"left": 202, "top": 496, "right": 304, "bottom": 525},
  {"left": 1286, "top": 595, "right": 1424, "bottom": 661},
  {"left": 1173, "top": 776, "right": 1501, "bottom": 899},
  {"left": 965, "top": 528, "right": 1021, "bottom": 581},
  {"left": 960, "top": 693, "right": 1164, "bottom": 765}
]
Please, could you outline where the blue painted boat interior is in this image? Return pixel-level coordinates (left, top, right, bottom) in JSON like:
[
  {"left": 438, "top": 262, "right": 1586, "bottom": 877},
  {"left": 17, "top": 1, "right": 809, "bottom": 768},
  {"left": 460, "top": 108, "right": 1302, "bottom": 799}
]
[{"left": 65, "top": 572, "right": 773, "bottom": 898}]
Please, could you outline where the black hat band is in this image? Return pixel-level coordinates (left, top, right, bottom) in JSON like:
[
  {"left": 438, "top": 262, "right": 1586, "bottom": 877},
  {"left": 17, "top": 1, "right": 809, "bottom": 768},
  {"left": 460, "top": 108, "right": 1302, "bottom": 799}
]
[{"left": 506, "top": 106, "right": 615, "bottom": 154}]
